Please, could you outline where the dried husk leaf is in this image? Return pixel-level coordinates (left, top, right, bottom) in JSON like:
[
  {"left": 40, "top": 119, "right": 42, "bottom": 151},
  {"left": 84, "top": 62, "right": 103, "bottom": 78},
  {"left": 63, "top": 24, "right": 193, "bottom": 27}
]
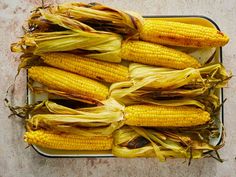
[
  {"left": 40, "top": 9, "right": 95, "bottom": 32},
  {"left": 11, "top": 30, "right": 122, "bottom": 63},
  {"left": 112, "top": 127, "right": 206, "bottom": 159},
  {"left": 34, "top": 121, "right": 124, "bottom": 136},
  {"left": 47, "top": 2, "right": 144, "bottom": 36},
  {"left": 110, "top": 63, "right": 230, "bottom": 100}
]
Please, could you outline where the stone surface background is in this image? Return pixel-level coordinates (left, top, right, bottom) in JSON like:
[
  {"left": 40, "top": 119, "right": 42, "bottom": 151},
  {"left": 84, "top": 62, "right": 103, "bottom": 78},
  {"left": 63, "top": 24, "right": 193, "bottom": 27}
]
[{"left": 0, "top": 0, "right": 235, "bottom": 176}]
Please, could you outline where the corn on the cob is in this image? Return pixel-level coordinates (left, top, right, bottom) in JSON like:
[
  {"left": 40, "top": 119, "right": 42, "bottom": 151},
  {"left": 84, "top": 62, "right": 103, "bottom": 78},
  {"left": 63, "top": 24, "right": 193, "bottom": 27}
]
[
  {"left": 121, "top": 40, "right": 201, "bottom": 69},
  {"left": 124, "top": 105, "right": 210, "bottom": 127},
  {"left": 40, "top": 53, "right": 129, "bottom": 83},
  {"left": 28, "top": 66, "right": 108, "bottom": 101},
  {"left": 24, "top": 130, "right": 113, "bottom": 150},
  {"left": 140, "top": 19, "right": 229, "bottom": 48}
]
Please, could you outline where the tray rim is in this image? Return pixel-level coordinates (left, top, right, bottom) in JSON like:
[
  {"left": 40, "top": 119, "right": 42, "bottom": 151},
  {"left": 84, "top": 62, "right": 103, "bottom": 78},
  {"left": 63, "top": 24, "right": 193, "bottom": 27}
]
[{"left": 28, "top": 15, "right": 224, "bottom": 158}]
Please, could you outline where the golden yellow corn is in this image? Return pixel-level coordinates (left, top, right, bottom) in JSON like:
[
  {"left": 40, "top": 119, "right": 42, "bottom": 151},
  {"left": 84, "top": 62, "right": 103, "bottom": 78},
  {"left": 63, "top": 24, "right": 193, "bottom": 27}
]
[
  {"left": 41, "top": 53, "right": 129, "bottom": 83},
  {"left": 120, "top": 40, "right": 201, "bottom": 69},
  {"left": 140, "top": 19, "right": 229, "bottom": 48},
  {"left": 28, "top": 66, "right": 108, "bottom": 101},
  {"left": 124, "top": 105, "right": 210, "bottom": 127},
  {"left": 24, "top": 130, "right": 113, "bottom": 150}
]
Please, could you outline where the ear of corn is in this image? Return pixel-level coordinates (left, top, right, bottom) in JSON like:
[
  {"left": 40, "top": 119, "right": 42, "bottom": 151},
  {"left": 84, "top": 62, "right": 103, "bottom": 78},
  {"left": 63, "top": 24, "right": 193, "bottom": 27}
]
[
  {"left": 24, "top": 130, "right": 113, "bottom": 150},
  {"left": 41, "top": 53, "right": 129, "bottom": 83},
  {"left": 121, "top": 40, "right": 201, "bottom": 69},
  {"left": 28, "top": 66, "right": 109, "bottom": 101},
  {"left": 140, "top": 19, "right": 229, "bottom": 48},
  {"left": 124, "top": 105, "right": 210, "bottom": 127}
]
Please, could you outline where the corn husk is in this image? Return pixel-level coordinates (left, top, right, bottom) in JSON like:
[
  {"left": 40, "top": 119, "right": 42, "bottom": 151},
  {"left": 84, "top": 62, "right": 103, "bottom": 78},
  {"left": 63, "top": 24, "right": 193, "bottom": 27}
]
[
  {"left": 129, "top": 88, "right": 209, "bottom": 98},
  {"left": 27, "top": 98, "right": 124, "bottom": 127},
  {"left": 25, "top": 98, "right": 125, "bottom": 136},
  {"left": 198, "top": 63, "right": 231, "bottom": 88},
  {"left": 26, "top": 99, "right": 125, "bottom": 136},
  {"left": 110, "top": 63, "right": 231, "bottom": 100},
  {"left": 113, "top": 126, "right": 164, "bottom": 160},
  {"left": 129, "top": 63, "right": 203, "bottom": 89},
  {"left": 116, "top": 89, "right": 220, "bottom": 113},
  {"left": 112, "top": 145, "right": 203, "bottom": 158},
  {"left": 27, "top": 111, "right": 122, "bottom": 126},
  {"left": 11, "top": 30, "right": 122, "bottom": 63},
  {"left": 116, "top": 97, "right": 206, "bottom": 109},
  {"left": 29, "top": 121, "right": 124, "bottom": 137},
  {"left": 40, "top": 9, "right": 95, "bottom": 32},
  {"left": 41, "top": 2, "right": 143, "bottom": 36},
  {"left": 172, "top": 47, "right": 216, "bottom": 65},
  {"left": 29, "top": 86, "right": 102, "bottom": 105},
  {"left": 112, "top": 126, "right": 222, "bottom": 160}
]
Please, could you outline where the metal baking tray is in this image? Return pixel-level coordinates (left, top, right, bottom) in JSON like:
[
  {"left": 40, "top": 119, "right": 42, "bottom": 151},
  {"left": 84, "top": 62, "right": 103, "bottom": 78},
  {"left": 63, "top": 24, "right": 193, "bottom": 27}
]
[{"left": 27, "top": 16, "right": 224, "bottom": 158}]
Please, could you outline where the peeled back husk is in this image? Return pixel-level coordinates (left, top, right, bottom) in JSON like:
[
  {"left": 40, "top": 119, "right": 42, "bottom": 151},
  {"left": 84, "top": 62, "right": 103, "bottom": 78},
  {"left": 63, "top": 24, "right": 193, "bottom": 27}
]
[
  {"left": 27, "top": 99, "right": 124, "bottom": 129},
  {"left": 172, "top": 46, "right": 216, "bottom": 65},
  {"left": 29, "top": 121, "right": 124, "bottom": 137},
  {"left": 43, "top": 2, "right": 144, "bottom": 37},
  {"left": 112, "top": 145, "right": 203, "bottom": 158},
  {"left": 112, "top": 126, "right": 222, "bottom": 160},
  {"left": 110, "top": 63, "right": 231, "bottom": 99},
  {"left": 115, "top": 89, "right": 220, "bottom": 113},
  {"left": 11, "top": 30, "right": 122, "bottom": 63}
]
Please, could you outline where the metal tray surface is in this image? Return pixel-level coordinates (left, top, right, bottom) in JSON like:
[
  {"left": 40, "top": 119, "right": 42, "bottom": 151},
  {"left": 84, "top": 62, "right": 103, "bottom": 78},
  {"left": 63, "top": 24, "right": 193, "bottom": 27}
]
[{"left": 27, "top": 16, "right": 224, "bottom": 158}]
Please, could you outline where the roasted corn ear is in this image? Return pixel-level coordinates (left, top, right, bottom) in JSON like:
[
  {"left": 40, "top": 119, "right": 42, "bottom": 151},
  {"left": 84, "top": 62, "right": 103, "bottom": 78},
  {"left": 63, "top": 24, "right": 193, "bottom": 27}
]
[
  {"left": 24, "top": 130, "right": 113, "bottom": 150},
  {"left": 41, "top": 53, "right": 129, "bottom": 83},
  {"left": 140, "top": 19, "right": 229, "bottom": 48},
  {"left": 121, "top": 40, "right": 201, "bottom": 69},
  {"left": 124, "top": 105, "right": 210, "bottom": 127},
  {"left": 28, "top": 66, "right": 109, "bottom": 102}
]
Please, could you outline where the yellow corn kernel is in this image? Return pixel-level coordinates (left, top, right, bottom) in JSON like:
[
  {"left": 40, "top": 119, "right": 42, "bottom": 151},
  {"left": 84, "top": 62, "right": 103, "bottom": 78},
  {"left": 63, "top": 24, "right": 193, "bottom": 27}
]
[
  {"left": 28, "top": 66, "right": 108, "bottom": 101},
  {"left": 41, "top": 53, "right": 129, "bottom": 83},
  {"left": 24, "top": 130, "right": 113, "bottom": 150},
  {"left": 124, "top": 105, "right": 210, "bottom": 127},
  {"left": 140, "top": 19, "right": 229, "bottom": 48},
  {"left": 121, "top": 40, "right": 201, "bottom": 69}
]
